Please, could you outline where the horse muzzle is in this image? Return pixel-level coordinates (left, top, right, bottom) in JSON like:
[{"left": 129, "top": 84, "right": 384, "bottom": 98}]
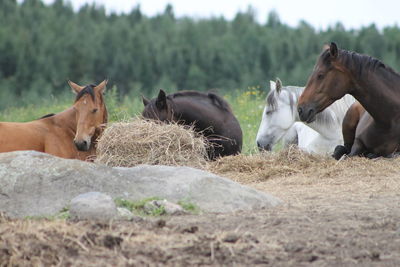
[
  {"left": 297, "top": 105, "right": 316, "bottom": 123},
  {"left": 74, "top": 138, "right": 91, "bottom": 151},
  {"left": 257, "top": 141, "right": 272, "bottom": 152}
]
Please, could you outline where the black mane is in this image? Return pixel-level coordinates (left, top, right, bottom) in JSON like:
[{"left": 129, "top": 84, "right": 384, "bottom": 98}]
[
  {"left": 37, "top": 113, "right": 55, "bottom": 120},
  {"left": 75, "top": 84, "right": 96, "bottom": 102},
  {"left": 170, "top": 91, "right": 232, "bottom": 112},
  {"left": 322, "top": 48, "right": 399, "bottom": 79}
]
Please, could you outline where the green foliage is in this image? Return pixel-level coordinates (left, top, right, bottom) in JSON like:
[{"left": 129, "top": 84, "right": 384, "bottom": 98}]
[
  {"left": 147, "top": 205, "right": 166, "bottom": 217},
  {"left": 177, "top": 199, "right": 201, "bottom": 214},
  {"left": 0, "top": 96, "right": 70, "bottom": 122},
  {"left": 1, "top": 1, "right": 399, "bottom": 111},
  {"left": 225, "top": 86, "right": 266, "bottom": 154},
  {"left": 3, "top": 1, "right": 400, "bottom": 154},
  {"left": 115, "top": 197, "right": 200, "bottom": 216},
  {"left": 0, "top": 86, "right": 265, "bottom": 153},
  {"left": 114, "top": 197, "right": 164, "bottom": 216}
]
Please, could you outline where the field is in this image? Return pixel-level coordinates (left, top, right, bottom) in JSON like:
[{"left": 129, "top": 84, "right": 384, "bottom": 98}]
[
  {"left": 1, "top": 89, "right": 400, "bottom": 265},
  {"left": 0, "top": 86, "right": 266, "bottom": 154},
  {"left": 2, "top": 151, "right": 400, "bottom": 265}
]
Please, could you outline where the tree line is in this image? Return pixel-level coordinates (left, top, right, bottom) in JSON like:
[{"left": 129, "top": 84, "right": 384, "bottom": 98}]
[{"left": 1, "top": 0, "right": 400, "bottom": 109}]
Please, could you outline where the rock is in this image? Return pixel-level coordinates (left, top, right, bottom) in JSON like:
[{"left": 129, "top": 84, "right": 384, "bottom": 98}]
[
  {"left": 222, "top": 232, "right": 241, "bottom": 243},
  {"left": 117, "top": 207, "right": 135, "bottom": 220},
  {"left": 70, "top": 192, "right": 117, "bottom": 221},
  {"left": 160, "top": 200, "right": 186, "bottom": 215},
  {"left": 144, "top": 199, "right": 186, "bottom": 216},
  {"left": 0, "top": 151, "right": 282, "bottom": 218}
]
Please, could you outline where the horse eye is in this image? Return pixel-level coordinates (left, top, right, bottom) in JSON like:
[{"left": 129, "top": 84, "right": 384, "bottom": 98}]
[
  {"left": 266, "top": 110, "right": 273, "bottom": 115},
  {"left": 317, "top": 73, "right": 324, "bottom": 80},
  {"left": 92, "top": 108, "right": 98, "bottom": 113}
]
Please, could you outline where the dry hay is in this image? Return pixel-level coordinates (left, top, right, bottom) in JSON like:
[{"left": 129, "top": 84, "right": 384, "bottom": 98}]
[
  {"left": 208, "top": 145, "right": 329, "bottom": 183},
  {"left": 208, "top": 145, "right": 400, "bottom": 203},
  {"left": 208, "top": 145, "right": 400, "bottom": 183},
  {"left": 95, "top": 119, "right": 209, "bottom": 168}
]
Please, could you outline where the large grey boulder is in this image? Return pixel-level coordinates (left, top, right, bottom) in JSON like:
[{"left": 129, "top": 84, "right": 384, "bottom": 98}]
[
  {"left": 70, "top": 192, "right": 118, "bottom": 221},
  {"left": 0, "top": 151, "right": 281, "bottom": 218}
]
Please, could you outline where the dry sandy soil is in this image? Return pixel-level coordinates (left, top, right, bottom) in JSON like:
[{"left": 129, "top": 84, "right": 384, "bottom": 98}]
[{"left": 1, "top": 149, "right": 400, "bottom": 266}]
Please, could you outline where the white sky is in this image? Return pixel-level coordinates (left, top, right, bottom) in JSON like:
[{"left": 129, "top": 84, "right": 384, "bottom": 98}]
[{"left": 41, "top": 0, "right": 399, "bottom": 30}]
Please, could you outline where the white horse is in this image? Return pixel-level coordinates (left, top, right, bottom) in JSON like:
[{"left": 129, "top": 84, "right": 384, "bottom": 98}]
[
  {"left": 256, "top": 78, "right": 355, "bottom": 155},
  {"left": 276, "top": 122, "right": 334, "bottom": 154}
]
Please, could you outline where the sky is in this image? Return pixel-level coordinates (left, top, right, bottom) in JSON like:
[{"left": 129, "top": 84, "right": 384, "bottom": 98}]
[{"left": 41, "top": 0, "right": 399, "bottom": 30}]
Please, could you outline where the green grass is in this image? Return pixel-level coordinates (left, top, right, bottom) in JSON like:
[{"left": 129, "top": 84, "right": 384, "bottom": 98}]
[
  {"left": 225, "top": 86, "right": 265, "bottom": 154},
  {"left": 0, "top": 86, "right": 266, "bottom": 154},
  {"left": 177, "top": 199, "right": 201, "bottom": 214},
  {"left": 24, "top": 206, "right": 70, "bottom": 220},
  {"left": 114, "top": 197, "right": 200, "bottom": 216},
  {"left": 114, "top": 197, "right": 163, "bottom": 216}
]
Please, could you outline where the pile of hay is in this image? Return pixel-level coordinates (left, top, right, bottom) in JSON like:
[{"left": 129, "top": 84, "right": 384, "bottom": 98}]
[
  {"left": 96, "top": 119, "right": 209, "bottom": 168},
  {"left": 208, "top": 145, "right": 328, "bottom": 183}
]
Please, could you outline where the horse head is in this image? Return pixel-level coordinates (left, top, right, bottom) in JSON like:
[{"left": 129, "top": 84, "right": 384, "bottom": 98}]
[
  {"left": 69, "top": 80, "right": 108, "bottom": 151},
  {"left": 298, "top": 42, "right": 353, "bottom": 123},
  {"left": 256, "top": 78, "right": 297, "bottom": 151},
  {"left": 142, "top": 89, "right": 174, "bottom": 122}
]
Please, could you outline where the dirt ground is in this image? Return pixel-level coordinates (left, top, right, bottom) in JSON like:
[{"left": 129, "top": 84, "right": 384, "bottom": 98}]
[{"left": 1, "top": 149, "right": 400, "bottom": 266}]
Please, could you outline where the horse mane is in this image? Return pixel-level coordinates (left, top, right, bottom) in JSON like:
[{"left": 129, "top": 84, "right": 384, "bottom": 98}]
[
  {"left": 266, "top": 85, "right": 303, "bottom": 113},
  {"left": 314, "top": 94, "right": 355, "bottom": 126},
  {"left": 75, "top": 84, "right": 96, "bottom": 102},
  {"left": 323, "top": 48, "right": 400, "bottom": 79},
  {"left": 170, "top": 91, "right": 232, "bottom": 112},
  {"left": 266, "top": 82, "right": 355, "bottom": 125},
  {"left": 75, "top": 83, "right": 108, "bottom": 123},
  {"left": 37, "top": 113, "right": 55, "bottom": 120}
]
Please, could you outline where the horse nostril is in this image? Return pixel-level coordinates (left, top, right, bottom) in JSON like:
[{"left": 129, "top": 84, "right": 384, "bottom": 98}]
[
  {"left": 298, "top": 107, "right": 303, "bottom": 116},
  {"left": 83, "top": 140, "right": 87, "bottom": 146},
  {"left": 257, "top": 141, "right": 261, "bottom": 148},
  {"left": 308, "top": 108, "right": 315, "bottom": 118}
]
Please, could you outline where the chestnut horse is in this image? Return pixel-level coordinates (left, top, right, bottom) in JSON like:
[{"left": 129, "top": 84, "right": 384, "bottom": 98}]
[
  {"left": 298, "top": 42, "right": 400, "bottom": 158},
  {"left": 142, "top": 90, "right": 243, "bottom": 159},
  {"left": 0, "top": 80, "right": 108, "bottom": 160}
]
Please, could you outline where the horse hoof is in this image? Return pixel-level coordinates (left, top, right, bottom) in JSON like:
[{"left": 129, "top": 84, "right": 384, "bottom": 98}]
[
  {"left": 332, "top": 145, "right": 348, "bottom": 160},
  {"left": 365, "top": 153, "right": 379, "bottom": 159}
]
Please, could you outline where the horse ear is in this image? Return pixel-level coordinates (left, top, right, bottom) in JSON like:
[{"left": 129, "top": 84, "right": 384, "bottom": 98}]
[
  {"left": 275, "top": 78, "right": 282, "bottom": 94},
  {"left": 95, "top": 79, "right": 108, "bottom": 94},
  {"left": 156, "top": 89, "right": 167, "bottom": 110},
  {"left": 330, "top": 42, "right": 338, "bottom": 59},
  {"left": 142, "top": 95, "right": 150, "bottom": 106},
  {"left": 68, "top": 80, "right": 84, "bottom": 94}
]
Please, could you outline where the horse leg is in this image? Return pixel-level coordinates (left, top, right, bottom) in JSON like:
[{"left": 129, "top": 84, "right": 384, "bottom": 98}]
[
  {"left": 332, "top": 145, "right": 348, "bottom": 160},
  {"left": 332, "top": 102, "right": 364, "bottom": 160},
  {"left": 347, "top": 139, "right": 367, "bottom": 157},
  {"left": 343, "top": 103, "right": 363, "bottom": 151}
]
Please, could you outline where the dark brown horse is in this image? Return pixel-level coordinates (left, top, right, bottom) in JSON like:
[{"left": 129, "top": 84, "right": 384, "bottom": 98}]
[
  {"left": 298, "top": 42, "right": 400, "bottom": 158},
  {"left": 0, "top": 80, "right": 108, "bottom": 160},
  {"left": 142, "top": 90, "right": 243, "bottom": 159}
]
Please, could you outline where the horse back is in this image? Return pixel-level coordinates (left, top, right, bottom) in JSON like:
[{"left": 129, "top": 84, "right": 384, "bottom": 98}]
[
  {"left": 0, "top": 120, "right": 48, "bottom": 152},
  {"left": 172, "top": 94, "right": 243, "bottom": 157}
]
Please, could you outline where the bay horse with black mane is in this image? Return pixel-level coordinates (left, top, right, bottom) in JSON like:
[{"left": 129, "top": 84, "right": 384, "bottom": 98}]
[
  {"left": 0, "top": 80, "right": 108, "bottom": 160},
  {"left": 142, "top": 90, "right": 243, "bottom": 159},
  {"left": 298, "top": 42, "right": 400, "bottom": 158}
]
